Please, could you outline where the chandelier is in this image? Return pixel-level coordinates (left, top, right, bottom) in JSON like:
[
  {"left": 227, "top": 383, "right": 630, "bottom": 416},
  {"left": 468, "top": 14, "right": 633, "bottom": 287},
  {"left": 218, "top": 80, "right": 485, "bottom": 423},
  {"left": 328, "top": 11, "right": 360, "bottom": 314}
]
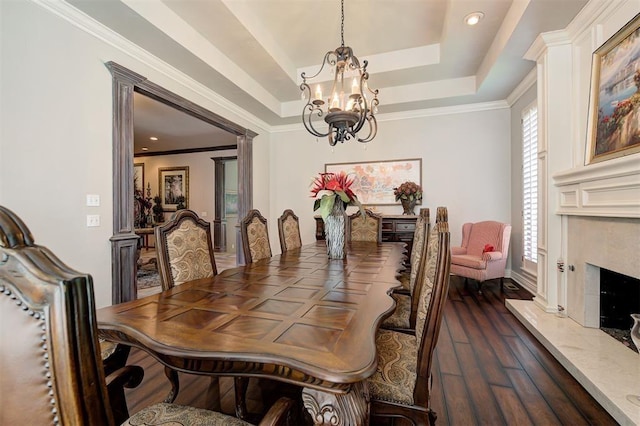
[{"left": 300, "top": 0, "right": 379, "bottom": 146}]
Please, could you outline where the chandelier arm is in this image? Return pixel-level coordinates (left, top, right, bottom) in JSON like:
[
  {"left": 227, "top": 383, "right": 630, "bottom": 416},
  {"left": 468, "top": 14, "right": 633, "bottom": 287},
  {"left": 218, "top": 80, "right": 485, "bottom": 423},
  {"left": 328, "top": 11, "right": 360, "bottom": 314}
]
[
  {"left": 356, "top": 116, "right": 377, "bottom": 143},
  {"left": 302, "top": 51, "right": 337, "bottom": 82},
  {"left": 302, "top": 104, "right": 330, "bottom": 138}
]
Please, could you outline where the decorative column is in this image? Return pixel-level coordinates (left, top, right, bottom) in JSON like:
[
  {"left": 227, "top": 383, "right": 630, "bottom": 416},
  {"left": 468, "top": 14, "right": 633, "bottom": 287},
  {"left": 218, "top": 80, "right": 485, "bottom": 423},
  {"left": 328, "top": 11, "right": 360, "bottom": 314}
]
[
  {"left": 236, "top": 130, "right": 255, "bottom": 265},
  {"left": 524, "top": 32, "right": 574, "bottom": 313},
  {"left": 106, "top": 62, "right": 146, "bottom": 304}
]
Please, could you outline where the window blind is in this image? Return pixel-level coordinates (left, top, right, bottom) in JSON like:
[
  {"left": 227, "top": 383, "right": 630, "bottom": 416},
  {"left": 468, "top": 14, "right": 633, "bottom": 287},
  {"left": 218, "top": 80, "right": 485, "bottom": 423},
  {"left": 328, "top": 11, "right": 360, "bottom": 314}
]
[{"left": 522, "top": 104, "right": 538, "bottom": 264}]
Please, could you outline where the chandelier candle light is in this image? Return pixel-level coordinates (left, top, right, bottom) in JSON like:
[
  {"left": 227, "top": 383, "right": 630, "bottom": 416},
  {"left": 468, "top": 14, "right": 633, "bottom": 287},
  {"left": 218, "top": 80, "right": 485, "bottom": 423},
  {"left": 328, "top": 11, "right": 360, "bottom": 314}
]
[{"left": 300, "top": 0, "right": 379, "bottom": 146}]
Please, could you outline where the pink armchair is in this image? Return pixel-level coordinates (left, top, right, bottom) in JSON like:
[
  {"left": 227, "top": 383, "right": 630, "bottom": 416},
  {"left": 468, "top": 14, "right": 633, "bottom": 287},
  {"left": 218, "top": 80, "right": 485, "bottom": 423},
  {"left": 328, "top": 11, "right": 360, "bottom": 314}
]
[{"left": 450, "top": 221, "right": 511, "bottom": 293}]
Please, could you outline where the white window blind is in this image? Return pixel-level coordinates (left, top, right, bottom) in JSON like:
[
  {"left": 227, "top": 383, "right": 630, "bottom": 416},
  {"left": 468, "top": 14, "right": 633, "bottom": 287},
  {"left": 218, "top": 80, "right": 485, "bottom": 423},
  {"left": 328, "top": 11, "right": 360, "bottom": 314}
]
[{"left": 522, "top": 104, "right": 538, "bottom": 264}]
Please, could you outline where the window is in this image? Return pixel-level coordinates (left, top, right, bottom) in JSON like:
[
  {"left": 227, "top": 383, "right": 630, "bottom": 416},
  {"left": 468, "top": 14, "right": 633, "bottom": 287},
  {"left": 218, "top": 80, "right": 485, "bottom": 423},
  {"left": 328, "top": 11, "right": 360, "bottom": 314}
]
[{"left": 522, "top": 102, "right": 538, "bottom": 269}]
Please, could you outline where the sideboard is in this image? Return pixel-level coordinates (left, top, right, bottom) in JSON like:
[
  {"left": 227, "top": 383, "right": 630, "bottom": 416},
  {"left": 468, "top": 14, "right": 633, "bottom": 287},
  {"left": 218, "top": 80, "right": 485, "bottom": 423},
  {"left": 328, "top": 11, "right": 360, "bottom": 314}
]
[{"left": 314, "top": 214, "right": 418, "bottom": 254}]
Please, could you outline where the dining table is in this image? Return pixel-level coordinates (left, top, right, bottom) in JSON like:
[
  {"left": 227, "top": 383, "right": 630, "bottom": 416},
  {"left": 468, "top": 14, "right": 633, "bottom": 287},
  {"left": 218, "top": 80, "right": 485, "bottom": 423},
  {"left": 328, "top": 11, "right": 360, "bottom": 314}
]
[{"left": 97, "top": 241, "right": 406, "bottom": 425}]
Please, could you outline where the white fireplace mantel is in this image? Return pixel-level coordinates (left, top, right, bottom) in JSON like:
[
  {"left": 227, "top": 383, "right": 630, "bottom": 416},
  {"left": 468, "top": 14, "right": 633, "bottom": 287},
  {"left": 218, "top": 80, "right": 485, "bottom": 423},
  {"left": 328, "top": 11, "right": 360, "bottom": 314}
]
[{"left": 553, "top": 154, "right": 640, "bottom": 218}]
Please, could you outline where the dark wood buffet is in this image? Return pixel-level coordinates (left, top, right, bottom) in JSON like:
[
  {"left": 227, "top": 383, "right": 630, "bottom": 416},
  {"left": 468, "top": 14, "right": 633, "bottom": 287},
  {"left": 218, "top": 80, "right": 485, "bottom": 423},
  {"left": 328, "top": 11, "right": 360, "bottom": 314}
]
[{"left": 315, "top": 214, "right": 418, "bottom": 253}]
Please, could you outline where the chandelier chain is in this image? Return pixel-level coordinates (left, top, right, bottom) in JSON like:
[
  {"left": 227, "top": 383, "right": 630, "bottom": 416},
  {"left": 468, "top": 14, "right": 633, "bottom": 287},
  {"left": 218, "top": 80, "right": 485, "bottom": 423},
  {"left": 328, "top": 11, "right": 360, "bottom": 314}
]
[{"left": 340, "top": 0, "right": 344, "bottom": 47}]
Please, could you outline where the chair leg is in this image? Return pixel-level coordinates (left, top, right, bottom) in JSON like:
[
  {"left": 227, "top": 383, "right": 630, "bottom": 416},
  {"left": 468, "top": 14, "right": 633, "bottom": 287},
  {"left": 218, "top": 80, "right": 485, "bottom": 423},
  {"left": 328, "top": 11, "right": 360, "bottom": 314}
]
[
  {"left": 477, "top": 281, "right": 483, "bottom": 294},
  {"left": 500, "top": 277, "right": 504, "bottom": 292},
  {"left": 428, "top": 408, "right": 438, "bottom": 426},
  {"left": 235, "top": 377, "right": 250, "bottom": 420},
  {"left": 163, "top": 366, "right": 180, "bottom": 403}
]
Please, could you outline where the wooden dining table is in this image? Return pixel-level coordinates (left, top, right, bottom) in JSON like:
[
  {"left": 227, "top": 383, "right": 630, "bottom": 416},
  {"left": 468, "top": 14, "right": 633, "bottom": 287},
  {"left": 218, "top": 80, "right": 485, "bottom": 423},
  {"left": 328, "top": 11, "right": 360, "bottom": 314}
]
[{"left": 97, "top": 241, "right": 406, "bottom": 425}]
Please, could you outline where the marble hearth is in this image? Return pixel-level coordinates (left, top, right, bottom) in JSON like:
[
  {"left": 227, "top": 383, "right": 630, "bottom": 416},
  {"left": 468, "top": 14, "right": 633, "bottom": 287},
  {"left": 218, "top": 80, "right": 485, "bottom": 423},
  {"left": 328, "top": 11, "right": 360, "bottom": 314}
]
[{"left": 506, "top": 299, "right": 639, "bottom": 426}]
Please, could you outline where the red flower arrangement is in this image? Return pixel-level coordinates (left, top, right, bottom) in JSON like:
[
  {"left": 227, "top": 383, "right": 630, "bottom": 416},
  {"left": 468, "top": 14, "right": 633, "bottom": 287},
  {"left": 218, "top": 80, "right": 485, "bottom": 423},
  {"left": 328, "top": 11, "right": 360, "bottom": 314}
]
[
  {"left": 310, "top": 172, "right": 364, "bottom": 220},
  {"left": 483, "top": 244, "right": 494, "bottom": 253}
]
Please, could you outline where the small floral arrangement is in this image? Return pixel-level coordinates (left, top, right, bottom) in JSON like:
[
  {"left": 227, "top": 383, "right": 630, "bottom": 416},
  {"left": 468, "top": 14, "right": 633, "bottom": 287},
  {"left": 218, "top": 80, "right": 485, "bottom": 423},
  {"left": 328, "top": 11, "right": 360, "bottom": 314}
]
[
  {"left": 483, "top": 244, "right": 494, "bottom": 253},
  {"left": 310, "top": 172, "right": 365, "bottom": 221},
  {"left": 394, "top": 181, "right": 423, "bottom": 202}
]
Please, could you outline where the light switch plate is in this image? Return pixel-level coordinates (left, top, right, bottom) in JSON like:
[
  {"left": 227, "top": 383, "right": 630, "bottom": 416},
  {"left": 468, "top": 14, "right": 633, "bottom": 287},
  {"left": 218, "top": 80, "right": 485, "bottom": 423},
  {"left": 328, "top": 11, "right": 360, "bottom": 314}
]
[
  {"left": 87, "top": 215, "right": 100, "bottom": 227},
  {"left": 86, "top": 194, "right": 100, "bottom": 207}
]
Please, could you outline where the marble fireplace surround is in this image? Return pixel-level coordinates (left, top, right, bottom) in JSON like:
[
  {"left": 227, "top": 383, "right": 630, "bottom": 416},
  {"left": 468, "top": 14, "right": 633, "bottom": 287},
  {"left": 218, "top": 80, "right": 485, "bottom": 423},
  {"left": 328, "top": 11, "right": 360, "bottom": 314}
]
[{"left": 507, "top": 154, "right": 640, "bottom": 425}]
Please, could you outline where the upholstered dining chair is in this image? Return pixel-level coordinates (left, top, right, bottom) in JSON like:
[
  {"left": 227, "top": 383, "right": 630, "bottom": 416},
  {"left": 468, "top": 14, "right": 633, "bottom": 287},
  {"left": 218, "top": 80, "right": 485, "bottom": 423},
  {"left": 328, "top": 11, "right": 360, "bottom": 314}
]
[
  {"left": 0, "top": 205, "right": 294, "bottom": 426},
  {"left": 450, "top": 220, "right": 512, "bottom": 293},
  {"left": 382, "top": 208, "right": 430, "bottom": 331},
  {"left": 154, "top": 209, "right": 217, "bottom": 290},
  {"left": 368, "top": 206, "right": 451, "bottom": 426},
  {"left": 277, "top": 209, "right": 302, "bottom": 253},
  {"left": 347, "top": 208, "right": 382, "bottom": 242},
  {"left": 240, "top": 209, "right": 273, "bottom": 263},
  {"left": 155, "top": 209, "right": 255, "bottom": 418}
]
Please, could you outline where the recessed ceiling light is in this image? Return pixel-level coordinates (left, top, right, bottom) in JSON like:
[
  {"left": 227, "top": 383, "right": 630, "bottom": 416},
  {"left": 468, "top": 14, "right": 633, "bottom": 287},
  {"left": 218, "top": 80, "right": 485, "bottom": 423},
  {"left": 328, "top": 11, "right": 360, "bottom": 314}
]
[
  {"left": 464, "top": 12, "right": 484, "bottom": 26},
  {"left": 149, "top": 136, "right": 158, "bottom": 141},
  {"left": 141, "top": 147, "right": 149, "bottom": 151}
]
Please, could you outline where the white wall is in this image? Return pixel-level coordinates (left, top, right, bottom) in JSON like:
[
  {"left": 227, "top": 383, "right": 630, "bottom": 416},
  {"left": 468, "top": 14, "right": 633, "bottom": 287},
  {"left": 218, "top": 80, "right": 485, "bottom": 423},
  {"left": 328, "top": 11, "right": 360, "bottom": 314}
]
[
  {"left": 0, "top": 1, "right": 268, "bottom": 308},
  {"left": 270, "top": 108, "right": 512, "bottom": 255}
]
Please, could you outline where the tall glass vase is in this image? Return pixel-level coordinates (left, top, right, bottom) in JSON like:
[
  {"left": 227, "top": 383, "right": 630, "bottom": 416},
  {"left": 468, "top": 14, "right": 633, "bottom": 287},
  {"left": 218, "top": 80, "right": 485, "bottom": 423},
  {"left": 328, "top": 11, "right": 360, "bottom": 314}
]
[{"left": 324, "top": 199, "right": 346, "bottom": 260}]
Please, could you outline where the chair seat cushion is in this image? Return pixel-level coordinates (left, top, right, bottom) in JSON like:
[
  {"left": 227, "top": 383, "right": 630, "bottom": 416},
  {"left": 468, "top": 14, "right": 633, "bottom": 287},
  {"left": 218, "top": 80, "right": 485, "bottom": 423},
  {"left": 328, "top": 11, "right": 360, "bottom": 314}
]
[
  {"left": 381, "top": 293, "right": 411, "bottom": 329},
  {"left": 451, "top": 254, "right": 486, "bottom": 270},
  {"left": 123, "top": 403, "right": 251, "bottom": 426},
  {"left": 368, "top": 329, "right": 417, "bottom": 405}
]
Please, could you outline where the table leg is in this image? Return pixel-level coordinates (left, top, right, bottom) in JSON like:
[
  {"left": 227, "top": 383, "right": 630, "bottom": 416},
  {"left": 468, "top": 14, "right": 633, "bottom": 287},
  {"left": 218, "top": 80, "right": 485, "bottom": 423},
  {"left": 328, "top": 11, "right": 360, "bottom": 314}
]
[{"left": 301, "top": 381, "right": 369, "bottom": 425}]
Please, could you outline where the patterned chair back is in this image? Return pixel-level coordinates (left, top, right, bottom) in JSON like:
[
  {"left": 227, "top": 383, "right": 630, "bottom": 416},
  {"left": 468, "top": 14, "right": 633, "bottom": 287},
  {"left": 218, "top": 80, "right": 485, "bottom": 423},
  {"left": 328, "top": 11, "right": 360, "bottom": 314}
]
[
  {"left": 240, "top": 209, "right": 272, "bottom": 263},
  {"left": 413, "top": 206, "right": 451, "bottom": 406},
  {"left": 155, "top": 209, "right": 217, "bottom": 290},
  {"left": 348, "top": 209, "right": 382, "bottom": 242},
  {"left": 277, "top": 209, "right": 302, "bottom": 253}
]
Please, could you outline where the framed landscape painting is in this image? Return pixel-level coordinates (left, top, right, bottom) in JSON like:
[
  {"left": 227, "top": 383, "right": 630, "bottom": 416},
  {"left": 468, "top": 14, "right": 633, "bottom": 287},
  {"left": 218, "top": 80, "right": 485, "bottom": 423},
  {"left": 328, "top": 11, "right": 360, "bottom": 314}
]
[
  {"left": 325, "top": 158, "right": 422, "bottom": 205},
  {"left": 586, "top": 13, "right": 640, "bottom": 164},
  {"left": 159, "top": 166, "right": 189, "bottom": 211}
]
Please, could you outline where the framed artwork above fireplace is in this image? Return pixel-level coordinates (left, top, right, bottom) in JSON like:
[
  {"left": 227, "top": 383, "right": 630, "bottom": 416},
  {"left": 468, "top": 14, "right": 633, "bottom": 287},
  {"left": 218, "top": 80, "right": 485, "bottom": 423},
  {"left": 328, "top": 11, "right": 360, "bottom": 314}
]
[{"left": 586, "top": 13, "right": 640, "bottom": 164}]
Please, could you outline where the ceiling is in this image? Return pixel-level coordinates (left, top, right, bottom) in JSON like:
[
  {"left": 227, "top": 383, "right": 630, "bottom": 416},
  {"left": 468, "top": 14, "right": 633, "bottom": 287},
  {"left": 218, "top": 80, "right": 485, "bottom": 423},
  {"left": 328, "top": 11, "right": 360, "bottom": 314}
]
[{"left": 69, "top": 0, "right": 589, "bottom": 154}]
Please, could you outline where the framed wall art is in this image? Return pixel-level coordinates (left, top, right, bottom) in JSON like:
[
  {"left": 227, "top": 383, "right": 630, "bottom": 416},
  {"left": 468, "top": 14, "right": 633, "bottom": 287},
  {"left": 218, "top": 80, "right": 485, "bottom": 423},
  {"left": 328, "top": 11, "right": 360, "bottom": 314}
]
[
  {"left": 586, "top": 13, "right": 640, "bottom": 164},
  {"left": 158, "top": 166, "right": 189, "bottom": 211},
  {"left": 133, "top": 163, "right": 144, "bottom": 194},
  {"left": 325, "top": 158, "right": 422, "bottom": 205}
]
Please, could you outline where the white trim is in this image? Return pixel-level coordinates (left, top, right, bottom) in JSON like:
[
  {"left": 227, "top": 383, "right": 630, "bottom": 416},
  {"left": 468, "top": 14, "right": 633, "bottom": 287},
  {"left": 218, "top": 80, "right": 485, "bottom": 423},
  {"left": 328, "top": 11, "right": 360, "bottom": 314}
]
[{"left": 506, "top": 68, "right": 536, "bottom": 106}]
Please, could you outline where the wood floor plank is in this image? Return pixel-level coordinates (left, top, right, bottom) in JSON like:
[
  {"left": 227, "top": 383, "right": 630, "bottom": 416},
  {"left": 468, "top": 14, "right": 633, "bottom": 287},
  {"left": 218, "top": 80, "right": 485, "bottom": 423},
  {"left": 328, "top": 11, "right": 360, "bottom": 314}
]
[
  {"left": 505, "top": 335, "right": 592, "bottom": 425},
  {"left": 464, "top": 292, "right": 522, "bottom": 370},
  {"left": 442, "top": 300, "right": 469, "bottom": 344},
  {"left": 454, "top": 342, "right": 505, "bottom": 424},
  {"left": 434, "top": 316, "right": 462, "bottom": 375},
  {"left": 453, "top": 298, "right": 511, "bottom": 387},
  {"left": 505, "top": 368, "right": 561, "bottom": 425},
  {"left": 491, "top": 384, "right": 534, "bottom": 426},
  {"left": 440, "top": 374, "right": 477, "bottom": 426}
]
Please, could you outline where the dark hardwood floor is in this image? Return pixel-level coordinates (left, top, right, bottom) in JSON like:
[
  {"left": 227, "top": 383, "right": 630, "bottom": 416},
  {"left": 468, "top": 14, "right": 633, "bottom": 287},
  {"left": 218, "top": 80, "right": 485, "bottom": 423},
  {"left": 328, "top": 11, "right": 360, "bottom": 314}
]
[{"left": 124, "top": 276, "right": 617, "bottom": 425}]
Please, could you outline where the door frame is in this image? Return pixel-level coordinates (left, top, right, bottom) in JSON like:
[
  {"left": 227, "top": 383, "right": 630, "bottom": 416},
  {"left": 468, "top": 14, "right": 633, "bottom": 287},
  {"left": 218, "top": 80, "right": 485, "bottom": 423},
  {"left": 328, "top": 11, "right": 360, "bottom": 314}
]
[{"left": 106, "top": 62, "right": 255, "bottom": 304}]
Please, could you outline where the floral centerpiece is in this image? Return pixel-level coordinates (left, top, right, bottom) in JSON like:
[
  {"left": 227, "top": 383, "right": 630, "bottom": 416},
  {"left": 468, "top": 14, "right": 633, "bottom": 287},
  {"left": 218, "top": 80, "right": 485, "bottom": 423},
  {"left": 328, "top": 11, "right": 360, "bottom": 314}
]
[
  {"left": 311, "top": 172, "right": 365, "bottom": 220},
  {"left": 310, "top": 172, "right": 365, "bottom": 259},
  {"left": 394, "top": 181, "right": 422, "bottom": 215}
]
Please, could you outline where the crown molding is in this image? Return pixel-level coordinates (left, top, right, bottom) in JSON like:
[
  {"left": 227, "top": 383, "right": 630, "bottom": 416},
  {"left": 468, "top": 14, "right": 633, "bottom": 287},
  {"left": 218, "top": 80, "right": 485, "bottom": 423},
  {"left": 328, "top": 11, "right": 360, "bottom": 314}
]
[{"left": 506, "top": 68, "right": 536, "bottom": 106}]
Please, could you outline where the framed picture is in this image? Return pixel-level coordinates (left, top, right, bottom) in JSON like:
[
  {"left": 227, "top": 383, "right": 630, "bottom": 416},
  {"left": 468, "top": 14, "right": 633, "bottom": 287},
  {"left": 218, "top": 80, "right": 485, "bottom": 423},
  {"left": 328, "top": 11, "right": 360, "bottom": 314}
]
[
  {"left": 224, "top": 190, "right": 238, "bottom": 217},
  {"left": 134, "top": 163, "right": 144, "bottom": 194},
  {"left": 158, "top": 166, "right": 189, "bottom": 211},
  {"left": 586, "top": 13, "right": 640, "bottom": 164},
  {"left": 325, "top": 158, "right": 422, "bottom": 205}
]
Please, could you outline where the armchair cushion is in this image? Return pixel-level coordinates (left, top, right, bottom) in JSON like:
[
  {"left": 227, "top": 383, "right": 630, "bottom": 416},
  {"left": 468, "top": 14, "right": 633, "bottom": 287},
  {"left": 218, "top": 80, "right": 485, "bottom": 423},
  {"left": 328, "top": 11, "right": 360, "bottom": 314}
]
[{"left": 450, "top": 246, "right": 467, "bottom": 255}]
